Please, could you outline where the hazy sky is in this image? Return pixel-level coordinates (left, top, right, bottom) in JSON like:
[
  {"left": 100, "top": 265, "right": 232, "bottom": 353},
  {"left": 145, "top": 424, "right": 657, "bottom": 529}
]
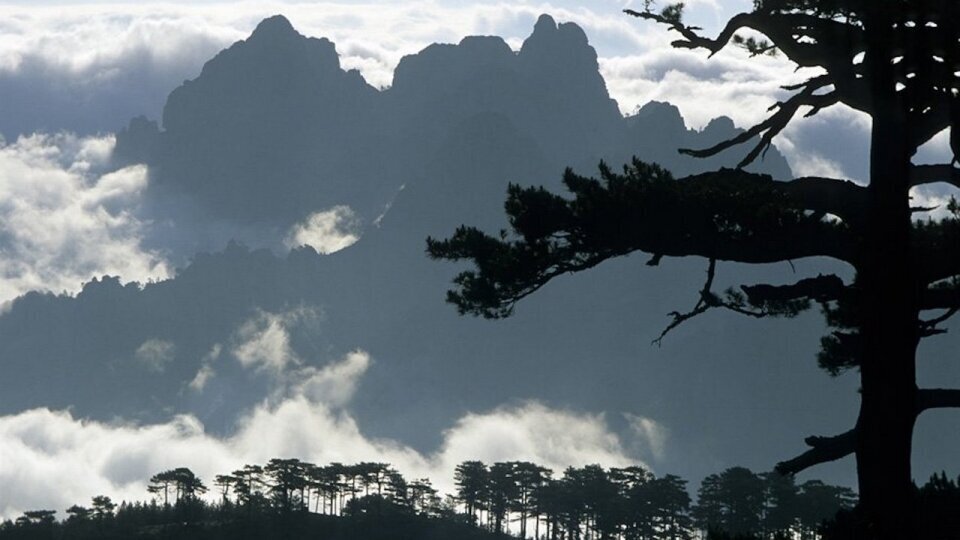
[{"left": 0, "top": 0, "right": 958, "bottom": 521}]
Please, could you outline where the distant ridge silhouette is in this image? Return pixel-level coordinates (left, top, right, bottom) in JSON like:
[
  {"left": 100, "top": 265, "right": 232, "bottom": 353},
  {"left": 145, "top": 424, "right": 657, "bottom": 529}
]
[{"left": 116, "top": 14, "right": 791, "bottom": 238}]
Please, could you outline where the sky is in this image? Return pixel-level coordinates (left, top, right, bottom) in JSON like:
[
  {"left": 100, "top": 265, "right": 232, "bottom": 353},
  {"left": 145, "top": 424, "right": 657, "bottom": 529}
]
[{"left": 0, "top": 0, "right": 958, "bottom": 521}]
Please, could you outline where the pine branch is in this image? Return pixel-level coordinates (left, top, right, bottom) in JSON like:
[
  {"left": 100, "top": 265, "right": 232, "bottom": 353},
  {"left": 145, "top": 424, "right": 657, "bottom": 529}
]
[
  {"left": 654, "top": 259, "right": 780, "bottom": 345},
  {"left": 677, "top": 80, "right": 835, "bottom": 168},
  {"left": 916, "top": 389, "right": 960, "bottom": 414},
  {"left": 914, "top": 222, "right": 960, "bottom": 286},
  {"left": 741, "top": 274, "right": 846, "bottom": 306},
  {"left": 778, "top": 176, "right": 866, "bottom": 226},
  {"left": 769, "top": 392, "right": 960, "bottom": 435},
  {"left": 775, "top": 429, "right": 856, "bottom": 476},
  {"left": 624, "top": 6, "right": 872, "bottom": 115},
  {"left": 429, "top": 163, "right": 861, "bottom": 318},
  {"left": 921, "top": 285, "right": 960, "bottom": 311},
  {"left": 653, "top": 259, "right": 720, "bottom": 346},
  {"left": 924, "top": 307, "right": 959, "bottom": 326},
  {"left": 920, "top": 287, "right": 960, "bottom": 337},
  {"left": 910, "top": 164, "right": 960, "bottom": 190},
  {"left": 623, "top": 9, "right": 864, "bottom": 67},
  {"left": 907, "top": 91, "right": 957, "bottom": 151}
]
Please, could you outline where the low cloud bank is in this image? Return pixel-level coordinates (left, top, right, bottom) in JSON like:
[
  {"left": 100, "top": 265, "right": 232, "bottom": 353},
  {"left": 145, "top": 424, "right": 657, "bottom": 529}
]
[
  {"left": 0, "top": 308, "right": 661, "bottom": 519},
  {"left": 0, "top": 352, "right": 657, "bottom": 519}
]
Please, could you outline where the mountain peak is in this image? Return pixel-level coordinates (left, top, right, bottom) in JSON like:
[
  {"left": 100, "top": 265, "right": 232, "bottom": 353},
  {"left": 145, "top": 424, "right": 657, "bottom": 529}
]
[
  {"left": 533, "top": 13, "right": 557, "bottom": 35},
  {"left": 251, "top": 15, "right": 297, "bottom": 40},
  {"left": 634, "top": 101, "right": 686, "bottom": 129},
  {"left": 520, "top": 13, "right": 593, "bottom": 63},
  {"left": 703, "top": 115, "right": 736, "bottom": 135}
]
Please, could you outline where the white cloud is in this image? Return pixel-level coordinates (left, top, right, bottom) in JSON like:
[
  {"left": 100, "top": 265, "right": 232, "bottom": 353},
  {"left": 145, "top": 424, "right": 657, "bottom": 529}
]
[
  {"left": 772, "top": 130, "right": 848, "bottom": 181},
  {"left": 222, "top": 394, "right": 429, "bottom": 475},
  {"left": 910, "top": 184, "right": 960, "bottom": 222},
  {"left": 772, "top": 104, "right": 872, "bottom": 183},
  {"left": 914, "top": 128, "right": 953, "bottom": 166},
  {"left": 187, "top": 364, "right": 216, "bottom": 393},
  {"left": 284, "top": 206, "right": 361, "bottom": 254},
  {"left": 228, "top": 308, "right": 372, "bottom": 407},
  {"left": 786, "top": 153, "right": 847, "bottom": 180},
  {"left": 600, "top": 31, "right": 811, "bottom": 125},
  {"left": 0, "top": 8, "right": 238, "bottom": 135},
  {"left": 0, "top": 133, "right": 170, "bottom": 305},
  {"left": 0, "top": 409, "right": 236, "bottom": 518},
  {"left": 134, "top": 339, "right": 176, "bottom": 373},
  {"left": 625, "top": 413, "right": 668, "bottom": 462},
  {"left": 232, "top": 311, "right": 300, "bottom": 374},
  {"left": 0, "top": 352, "right": 655, "bottom": 519},
  {"left": 296, "top": 350, "right": 371, "bottom": 408},
  {"left": 907, "top": 129, "right": 959, "bottom": 221},
  {"left": 231, "top": 307, "right": 321, "bottom": 376},
  {"left": 187, "top": 344, "right": 222, "bottom": 393},
  {"left": 435, "top": 402, "right": 636, "bottom": 478}
]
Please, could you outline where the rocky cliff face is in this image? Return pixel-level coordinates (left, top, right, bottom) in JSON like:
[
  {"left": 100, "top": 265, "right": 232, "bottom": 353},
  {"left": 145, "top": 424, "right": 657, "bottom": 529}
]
[{"left": 154, "top": 15, "right": 380, "bottom": 223}]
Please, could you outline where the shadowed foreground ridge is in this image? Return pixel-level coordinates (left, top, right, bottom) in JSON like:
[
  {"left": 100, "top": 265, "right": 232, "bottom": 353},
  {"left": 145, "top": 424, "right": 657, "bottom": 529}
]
[{"left": 429, "top": 2, "right": 960, "bottom": 538}]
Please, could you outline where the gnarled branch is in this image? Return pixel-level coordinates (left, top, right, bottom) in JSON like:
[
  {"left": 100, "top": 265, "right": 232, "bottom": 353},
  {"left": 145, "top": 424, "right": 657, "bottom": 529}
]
[
  {"left": 624, "top": 6, "right": 872, "bottom": 114},
  {"left": 623, "top": 9, "right": 864, "bottom": 69},
  {"left": 678, "top": 78, "right": 834, "bottom": 168}
]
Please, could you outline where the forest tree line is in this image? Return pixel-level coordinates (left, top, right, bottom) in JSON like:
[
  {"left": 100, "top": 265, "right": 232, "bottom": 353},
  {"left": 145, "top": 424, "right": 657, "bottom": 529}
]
[{"left": 0, "top": 458, "right": 872, "bottom": 540}]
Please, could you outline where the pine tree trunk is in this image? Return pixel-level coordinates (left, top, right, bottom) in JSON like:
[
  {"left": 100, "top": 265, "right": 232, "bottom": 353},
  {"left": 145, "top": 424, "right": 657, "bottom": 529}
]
[
  {"left": 856, "top": 33, "right": 919, "bottom": 536},
  {"left": 856, "top": 245, "right": 918, "bottom": 538}
]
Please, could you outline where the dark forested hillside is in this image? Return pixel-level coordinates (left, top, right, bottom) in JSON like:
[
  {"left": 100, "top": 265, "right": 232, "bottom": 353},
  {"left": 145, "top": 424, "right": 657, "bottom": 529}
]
[{"left": 1, "top": 459, "right": 865, "bottom": 540}]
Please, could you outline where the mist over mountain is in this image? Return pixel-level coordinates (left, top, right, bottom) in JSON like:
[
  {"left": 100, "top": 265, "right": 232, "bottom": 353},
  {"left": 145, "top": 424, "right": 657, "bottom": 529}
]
[{"left": 0, "top": 14, "right": 875, "bottom": 492}]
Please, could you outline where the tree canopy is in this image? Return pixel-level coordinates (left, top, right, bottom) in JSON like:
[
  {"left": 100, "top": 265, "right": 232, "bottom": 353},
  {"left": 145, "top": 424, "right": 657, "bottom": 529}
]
[{"left": 2, "top": 459, "right": 859, "bottom": 540}]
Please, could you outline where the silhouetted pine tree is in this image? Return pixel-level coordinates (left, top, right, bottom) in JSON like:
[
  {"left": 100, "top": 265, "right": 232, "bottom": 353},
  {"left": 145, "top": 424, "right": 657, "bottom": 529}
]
[{"left": 427, "top": 3, "right": 960, "bottom": 537}]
